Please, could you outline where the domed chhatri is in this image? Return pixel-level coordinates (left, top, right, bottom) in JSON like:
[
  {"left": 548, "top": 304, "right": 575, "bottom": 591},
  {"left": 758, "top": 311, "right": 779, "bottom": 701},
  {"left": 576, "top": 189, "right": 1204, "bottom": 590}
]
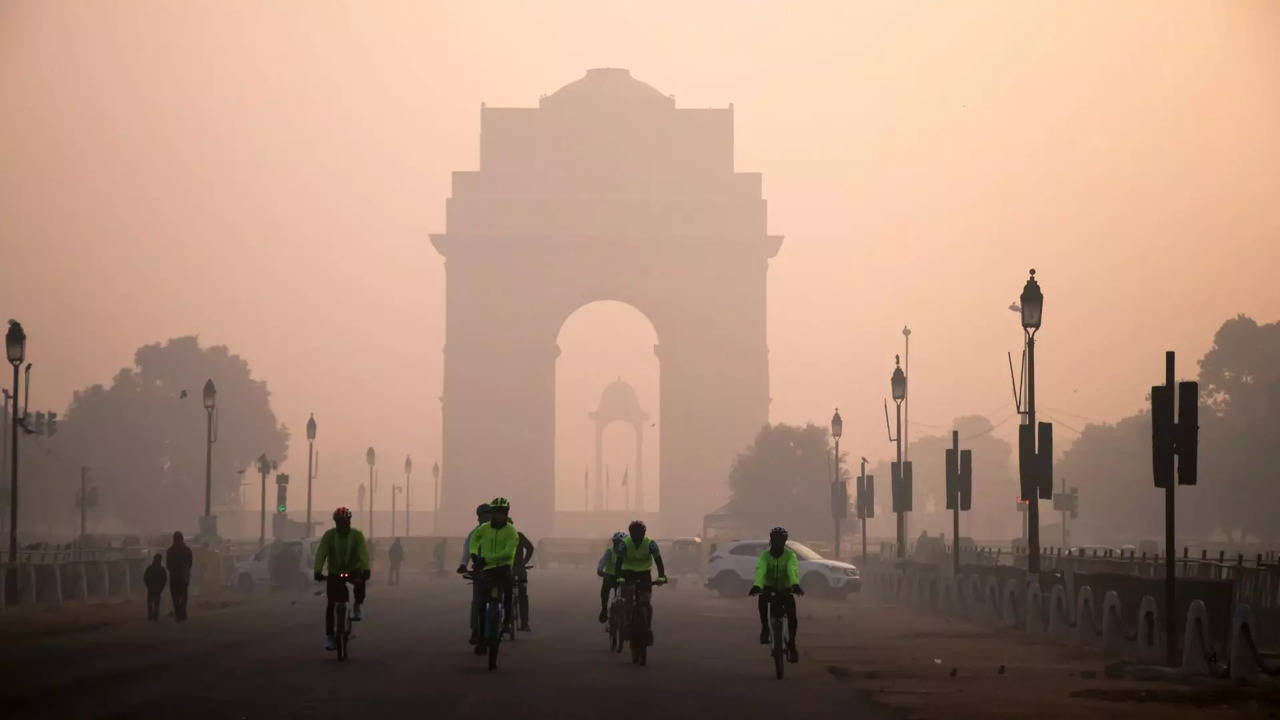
[
  {"left": 540, "top": 68, "right": 673, "bottom": 109},
  {"left": 592, "top": 376, "right": 650, "bottom": 422}
]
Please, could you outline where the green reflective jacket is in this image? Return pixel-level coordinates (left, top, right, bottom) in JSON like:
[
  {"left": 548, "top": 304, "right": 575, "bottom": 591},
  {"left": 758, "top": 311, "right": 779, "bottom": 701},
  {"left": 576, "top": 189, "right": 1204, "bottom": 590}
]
[
  {"left": 619, "top": 535, "right": 660, "bottom": 573},
  {"left": 470, "top": 522, "right": 518, "bottom": 568},
  {"left": 753, "top": 548, "right": 799, "bottom": 590},
  {"left": 314, "top": 528, "right": 370, "bottom": 575}
]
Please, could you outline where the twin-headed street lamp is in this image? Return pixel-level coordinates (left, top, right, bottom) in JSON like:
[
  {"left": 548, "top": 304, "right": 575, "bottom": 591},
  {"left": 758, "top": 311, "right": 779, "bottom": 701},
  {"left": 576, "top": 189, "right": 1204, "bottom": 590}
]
[
  {"left": 1018, "top": 269, "right": 1048, "bottom": 573},
  {"left": 889, "top": 355, "right": 908, "bottom": 558}
]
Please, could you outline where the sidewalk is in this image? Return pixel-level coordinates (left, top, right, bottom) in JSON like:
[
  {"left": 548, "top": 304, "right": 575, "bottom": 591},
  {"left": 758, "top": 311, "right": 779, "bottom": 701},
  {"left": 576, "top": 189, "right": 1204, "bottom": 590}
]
[{"left": 809, "top": 599, "right": 1279, "bottom": 719}]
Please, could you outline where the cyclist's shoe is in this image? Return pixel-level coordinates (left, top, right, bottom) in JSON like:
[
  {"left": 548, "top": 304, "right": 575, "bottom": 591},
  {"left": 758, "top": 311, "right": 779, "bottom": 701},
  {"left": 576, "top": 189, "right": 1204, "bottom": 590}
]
[
  {"left": 325, "top": 634, "right": 336, "bottom": 651},
  {"left": 351, "top": 604, "right": 363, "bottom": 622},
  {"left": 598, "top": 610, "right": 608, "bottom": 623},
  {"left": 759, "top": 626, "right": 770, "bottom": 644},
  {"left": 473, "top": 642, "right": 487, "bottom": 656},
  {"left": 787, "top": 641, "right": 799, "bottom": 663}
]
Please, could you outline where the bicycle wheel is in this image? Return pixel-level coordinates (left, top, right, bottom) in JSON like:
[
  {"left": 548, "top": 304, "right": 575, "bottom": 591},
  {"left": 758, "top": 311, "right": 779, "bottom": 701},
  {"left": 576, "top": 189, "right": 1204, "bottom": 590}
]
[
  {"left": 771, "top": 615, "right": 784, "bottom": 679},
  {"left": 486, "top": 601, "right": 501, "bottom": 670},
  {"left": 336, "top": 604, "right": 349, "bottom": 662}
]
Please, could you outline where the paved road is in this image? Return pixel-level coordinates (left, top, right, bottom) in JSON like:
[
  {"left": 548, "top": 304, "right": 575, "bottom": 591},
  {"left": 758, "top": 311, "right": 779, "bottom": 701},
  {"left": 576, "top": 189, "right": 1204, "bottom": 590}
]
[{"left": 0, "top": 569, "right": 895, "bottom": 720}]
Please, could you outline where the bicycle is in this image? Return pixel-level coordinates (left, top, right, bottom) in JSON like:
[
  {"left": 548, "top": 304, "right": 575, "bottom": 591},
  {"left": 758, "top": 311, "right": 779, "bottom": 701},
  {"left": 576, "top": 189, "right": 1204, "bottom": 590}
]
[
  {"left": 465, "top": 568, "right": 509, "bottom": 670},
  {"left": 511, "top": 564, "right": 532, "bottom": 633},
  {"left": 763, "top": 588, "right": 793, "bottom": 679},
  {"left": 620, "top": 576, "right": 665, "bottom": 666},
  {"left": 320, "top": 572, "right": 357, "bottom": 662}
]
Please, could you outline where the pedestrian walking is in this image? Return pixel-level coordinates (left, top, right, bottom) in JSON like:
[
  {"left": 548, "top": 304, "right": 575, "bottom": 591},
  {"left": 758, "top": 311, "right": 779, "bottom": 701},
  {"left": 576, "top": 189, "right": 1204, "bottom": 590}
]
[
  {"left": 388, "top": 537, "right": 404, "bottom": 586},
  {"left": 165, "top": 531, "right": 193, "bottom": 621},
  {"left": 143, "top": 554, "right": 167, "bottom": 620}
]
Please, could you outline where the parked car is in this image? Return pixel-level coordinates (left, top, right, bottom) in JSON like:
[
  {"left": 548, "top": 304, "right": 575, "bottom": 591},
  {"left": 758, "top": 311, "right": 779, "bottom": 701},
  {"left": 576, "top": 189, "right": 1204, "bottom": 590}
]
[
  {"left": 705, "top": 540, "right": 861, "bottom": 598},
  {"left": 232, "top": 538, "right": 319, "bottom": 593}
]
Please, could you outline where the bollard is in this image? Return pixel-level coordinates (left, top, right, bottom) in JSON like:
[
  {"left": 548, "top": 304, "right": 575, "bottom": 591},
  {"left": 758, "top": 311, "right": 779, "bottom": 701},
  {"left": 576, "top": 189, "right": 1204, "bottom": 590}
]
[
  {"left": 985, "top": 576, "right": 1002, "bottom": 626},
  {"left": 1181, "top": 600, "right": 1213, "bottom": 676},
  {"left": 1102, "top": 591, "right": 1126, "bottom": 657}
]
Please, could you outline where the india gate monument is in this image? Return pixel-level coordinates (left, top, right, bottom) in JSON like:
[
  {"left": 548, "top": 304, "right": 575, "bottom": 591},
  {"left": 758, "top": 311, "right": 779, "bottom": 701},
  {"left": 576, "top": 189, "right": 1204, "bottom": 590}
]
[{"left": 431, "top": 69, "right": 782, "bottom": 536}]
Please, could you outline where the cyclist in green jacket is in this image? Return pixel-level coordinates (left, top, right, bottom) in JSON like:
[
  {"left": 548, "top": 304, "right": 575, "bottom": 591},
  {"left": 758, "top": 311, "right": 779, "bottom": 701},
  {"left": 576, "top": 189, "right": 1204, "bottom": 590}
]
[
  {"left": 748, "top": 526, "right": 803, "bottom": 662},
  {"left": 469, "top": 496, "right": 518, "bottom": 649},
  {"left": 612, "top": 520, "right": 667, "bottom": 646},
  {"left": 313, "top": 507, "right": 371, "bottom": 650},
  {"left": 596, "top": 531, "right": 626, "bottom": 622}
]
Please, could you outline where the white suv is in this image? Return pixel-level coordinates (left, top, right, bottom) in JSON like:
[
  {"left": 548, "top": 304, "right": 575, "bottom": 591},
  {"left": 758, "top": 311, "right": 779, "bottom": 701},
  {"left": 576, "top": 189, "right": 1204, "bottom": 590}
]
[
  {"left": 705, "top": 540, "right": 861, "bottom": 598},
  {"left": 232, "top": 538, "right": 320, "bottom": 593}
]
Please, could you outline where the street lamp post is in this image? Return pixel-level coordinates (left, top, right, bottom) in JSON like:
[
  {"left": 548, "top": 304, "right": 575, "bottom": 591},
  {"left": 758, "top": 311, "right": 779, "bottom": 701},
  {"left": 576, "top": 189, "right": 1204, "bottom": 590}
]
[
  {"left": 6, "top": 320, "right": 26, "bottom": 601},
  {"left": 366, "top": 447, "right": 376, "bottom": 540},
  {"left": 857, "top": 457, "right": 870, "bottom": 567},
  {"left": 431, "top": 461, "right": 440, "bottom": 535},
  {"left": 256, "top": 454, "right": 271, "bottom": 548},
  {"left": 889, "top": 355, "right": 908, "bottom": 559},
  {"left": 404, "top": 456, "right": 412, "bottom": 537},
  {"left": 830, "top": 408, "right": 844, "bottom": 560},
  {"left": 200, "top": 379, "right": 218, "bottom": 540},
  {"left": 1020, "top": 269, "right": 1045, "bottom": 574},
  {"left": 305, "top": 414, "right": 316, "bottom": 536}
]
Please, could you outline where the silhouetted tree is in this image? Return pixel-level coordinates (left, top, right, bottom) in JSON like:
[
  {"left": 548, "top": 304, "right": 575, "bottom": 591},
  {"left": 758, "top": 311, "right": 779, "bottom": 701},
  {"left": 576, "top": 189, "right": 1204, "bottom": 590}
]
[
  {"left": 26, "top": 336, "right": 288, "bottom": 536},
  {"left": 726, "top": 423, "right": 845, "bottom": 538}
]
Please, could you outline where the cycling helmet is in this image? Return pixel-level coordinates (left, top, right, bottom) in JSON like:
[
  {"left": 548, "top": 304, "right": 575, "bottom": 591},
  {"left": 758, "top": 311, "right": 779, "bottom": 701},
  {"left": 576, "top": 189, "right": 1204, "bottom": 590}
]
[
  {"left": 489, "top": 497, "right": 511, "bottom": 511},
  {"left": 627, "top": 520, "right": 646, "bottom": 536},
  {"left": 611, "top": 531, "right": 627, "bottom": 544},
  {"left": 333, "top": 507, "right": 353, "bottom": 521},
  {"left": 475, "top": 503, "right": 491, "bottom": 516},
  {"left": 769, "top": 526, "right": 789, "bottom": 539}
]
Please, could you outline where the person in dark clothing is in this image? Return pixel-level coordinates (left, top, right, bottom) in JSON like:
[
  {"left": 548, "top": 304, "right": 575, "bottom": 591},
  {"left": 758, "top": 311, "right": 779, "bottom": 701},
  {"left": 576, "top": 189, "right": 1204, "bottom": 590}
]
[
  {"left": 165, "top": 531, "right": 193, "bottom": 621},
  {"left": 143, "top": 554, "right": 167, "bottom": 620},
  {"left": 388, "top": 538, "right": 404, "bottom": 586},
  {"left": 512, "top": 529, "right": 535, "bottom": 631}
]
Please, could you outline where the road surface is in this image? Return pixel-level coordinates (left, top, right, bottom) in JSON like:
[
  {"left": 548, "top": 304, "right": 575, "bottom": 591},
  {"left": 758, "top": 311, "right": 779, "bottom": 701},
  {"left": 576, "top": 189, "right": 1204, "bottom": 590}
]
[{"left": 0, "top": 569, "right": 895, "bottom": 720}]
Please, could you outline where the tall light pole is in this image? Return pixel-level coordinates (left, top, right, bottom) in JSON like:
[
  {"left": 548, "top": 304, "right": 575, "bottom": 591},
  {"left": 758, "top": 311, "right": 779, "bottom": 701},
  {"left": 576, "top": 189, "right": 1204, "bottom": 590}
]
[
  {"left": 403, "top": 455, "right": 412, "bottom": 537},
  {"left": 6, "top": 320, "right": 26, "bottom": 601},
  {"left": 1019, "top": 269, "right": 1045, "bottom": 573},
  {"left": 857, "top": 456, "right": 870, "bottom": 567},
  {"left": 889, "top": 355, "right": 908, "bottom": 558},
  {"left": 830, "top": 408, "right": 844, "bottom": 559},
  {"left": 305, "top": 414, "right": 316, "bottom": 536},
  {"left": 902, "top": 326, "right": 911, "bottom": 542},
  {"left": 431, "top": 460, "right": 440, "bottom": 535},
  {"left": 200, "top": 379, "right": 218, "bottom": 540},
  {"left": 366, "top": 447, "right": 376, "bottom": 540},
  {"left": 256, "top": 454, "right": 271, "bottom": 548}
]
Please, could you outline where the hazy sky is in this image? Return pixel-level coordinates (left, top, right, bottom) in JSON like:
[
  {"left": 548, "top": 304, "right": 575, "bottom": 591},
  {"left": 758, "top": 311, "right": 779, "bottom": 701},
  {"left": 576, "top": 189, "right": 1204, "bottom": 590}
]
[{"left": 2, "top": 1, "right": 1277, "bottom": 516}]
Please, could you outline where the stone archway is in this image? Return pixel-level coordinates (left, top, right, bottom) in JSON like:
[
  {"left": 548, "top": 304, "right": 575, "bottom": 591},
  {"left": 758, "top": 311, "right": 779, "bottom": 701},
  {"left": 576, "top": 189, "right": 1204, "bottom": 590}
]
[
  {"left": 431, "top": 68, "right": 781, "bottom": 535},
  {"left": 589, "top": 378, "right": 649, "bottom": 512}
]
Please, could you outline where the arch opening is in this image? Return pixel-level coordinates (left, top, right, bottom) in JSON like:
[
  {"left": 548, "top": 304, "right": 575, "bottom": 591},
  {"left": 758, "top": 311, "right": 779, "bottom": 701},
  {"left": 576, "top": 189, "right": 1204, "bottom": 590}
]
[{"left": 554, "top": 300, "right": 660, "bottom": 518}]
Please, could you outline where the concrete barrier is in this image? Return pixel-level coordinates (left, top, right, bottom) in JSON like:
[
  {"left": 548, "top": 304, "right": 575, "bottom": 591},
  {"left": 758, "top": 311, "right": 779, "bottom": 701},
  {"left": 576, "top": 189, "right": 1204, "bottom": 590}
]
[
  {"left": 985, "top": 576, "right": 1002, "bottom": 625},
  {"left": 1075, "top": 586, "right": 1100, "bottom": 647},
  {"left": 1001, "top": 578, "right": 1019, "bottom": 628},
  {"left": 1047, "top": 584, "right": 1072, "bottom": 640},
  {"left": 1230, "top": 605, "right": 1262, "bottom": 681},
  {"left": 1136, "top": 595, "right": 1162, "bottom": 664},
  {"left": 1025, "top": 580, "right": 1046, "bottom": 636},
  {"left": 1181, "top": 599, "right": 1213, "bottom": 676},
  {"left": 1102, "top": 590, "right": 1127, "bottom": 656}
]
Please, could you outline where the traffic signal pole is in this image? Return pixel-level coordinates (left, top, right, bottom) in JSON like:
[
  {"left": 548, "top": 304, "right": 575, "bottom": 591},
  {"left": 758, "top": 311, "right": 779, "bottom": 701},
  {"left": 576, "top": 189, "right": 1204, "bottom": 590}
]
[{"left": 1163, "top": 351, "right": 1176, "bottom": 667}]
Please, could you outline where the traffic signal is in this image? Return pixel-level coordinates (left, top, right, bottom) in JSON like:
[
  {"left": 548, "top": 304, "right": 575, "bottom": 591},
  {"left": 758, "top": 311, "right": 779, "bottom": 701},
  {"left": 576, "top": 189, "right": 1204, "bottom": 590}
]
[
  {"left": 1177, "top": 381, "right": 1198, "bottom": 485},
  {"left": 959, "top": 449, "right": 973, "bottom": 511},
  {"left": 857, "top": 475, "right": 875, "bottom": 519},
  {"left": 1037, "top": 422, "right": 1053, "bottom": 499},
  {"left": 1069, "top": 487, "right": 1079, "bottom": 519},
  {"left": 1151, "top": 385, "right": 1175, "bottom": 488},
  {"left": 275, "top": 473, "right": 289, "bottom": 513},
  {"left": 891, "top": 461, "right": 912, "bottom": 513}
]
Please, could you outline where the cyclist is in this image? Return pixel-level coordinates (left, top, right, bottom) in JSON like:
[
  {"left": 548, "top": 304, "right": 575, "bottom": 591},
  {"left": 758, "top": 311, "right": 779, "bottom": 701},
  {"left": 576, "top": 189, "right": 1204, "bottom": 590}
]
[
  {"left": 596, "top": 531, "right": 627, "bottom": 622},
  {"left": 748, "top": 526, "right": 803, "bottom": 663},
  {"left": 511, "top": 525, "right": 535, "bottom": 631},
  {"left": 469, "top": 497, "right": 518, "bottom": 652},
  {"left": 313, "top": 507, "right": 371, "bottom": 651},
  {"left": 458, "top": 503, "right": 491, "bottom": 645},
  {"left": 612, "top": 520, "right": 667, "bottom": 645}
]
